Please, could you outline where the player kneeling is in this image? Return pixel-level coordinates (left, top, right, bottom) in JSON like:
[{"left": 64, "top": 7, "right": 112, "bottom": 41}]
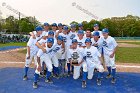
[
  {"left": 67, "top": 39, "right": 88, "bottom": 88},
  {"left": 83, "top": 38, "right": 104, "bottom": 86},
  {"left": 33, "top": 38, "right": 54, "bottom": 89}
]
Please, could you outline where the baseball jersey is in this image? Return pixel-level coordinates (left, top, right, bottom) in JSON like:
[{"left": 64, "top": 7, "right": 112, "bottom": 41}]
[
  {"left": 67, "top": 47, "right": 84, "bottom": 63},
  {"left": 68, "top": 31, "right": 77, "bottom": 40},
  {"left": 42, "top": 30, "right": 49, "bottom": 36},
  {"left": 32, "top": 31, "right": 44, "bottom": 38},
  {"left": 83, "top": 46, "right": 101, "bottom": 67},
  {"left": 91, "top": 37, "right": 103, "bottom": 53},
  {"left": 37, "top": 45, "right": 54, "bottom": 57},
  {"left": 67, "top": 31, "right": 78, "bottom": 46},
  {"left": 59, "top": 33, "right": 69, "bottom": 47},
  {"left": 102, "top": 36, "right": 118, "bottom": 55},
  {"left": 51, "top": 43, "right": 62, "bottom": 56},
  {"left": 75, "top": 37, "right": 86, "bottom": 47},
  {"left": 27, "top": 33, "right": 43, "bottom": 55}
]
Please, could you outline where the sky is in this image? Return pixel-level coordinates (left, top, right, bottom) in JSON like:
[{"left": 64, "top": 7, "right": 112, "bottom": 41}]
[{"left": 0, "top": 0, "right": 140, "bottom": 25}]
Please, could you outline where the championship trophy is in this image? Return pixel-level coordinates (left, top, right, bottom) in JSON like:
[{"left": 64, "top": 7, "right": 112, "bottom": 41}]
[{"left": 71, "top": 52, "right": 79, "bottom": 64}]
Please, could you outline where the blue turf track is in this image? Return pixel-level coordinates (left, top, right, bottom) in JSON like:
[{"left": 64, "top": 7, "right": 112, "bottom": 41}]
[
  {"left": 0, "top": 68, "right": 140, "bottom": 93},
  {"left": 0, "top": 46, "right": 24, "bottom": 51}
]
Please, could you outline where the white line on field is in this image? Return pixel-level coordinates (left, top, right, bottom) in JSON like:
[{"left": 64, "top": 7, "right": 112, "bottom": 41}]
[
  {"left": 0, "top": 61, "right": 24, "bottom": 63},
  {"left": 116, "top": 65, "right": 140, "bottom": 68},
  {"left": 0, "top": 61, "right": 140, "bottom": 68}
]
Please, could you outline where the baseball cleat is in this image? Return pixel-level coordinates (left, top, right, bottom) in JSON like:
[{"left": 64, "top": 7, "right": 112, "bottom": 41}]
[
  {"left": 45, "top": 78, "right": 53, "bottom": 84},
  {"left": 33, "top": 82, "right": 38, "bottom": 89},
  {"left": 23, "top": 75, "right": 28, "bottom": 81},
  {"left": 53, "top": 74, "right": 60, "bottom": 79},
  {"left": 82, "top": 81, "right": 86, "bottom": 88},
  {"left": 39, "top": 72, "right": 44, "bottom": 77},
  {"left": 97, "top": 79, "right": 101, "bottom": 86},
  {"left": 106, "top": 74, "right": 112, "bottom": 79},
  {"left": 111, "top": 78, "right": 116, "bottom": 84},
  {"left": 67, "top": 72, "right": 71, "bottom": 77}
]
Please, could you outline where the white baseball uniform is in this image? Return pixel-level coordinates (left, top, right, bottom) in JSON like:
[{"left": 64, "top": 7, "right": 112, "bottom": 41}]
[
  {"left": 74, "top": 37, "right": 86, "bottom": 47},
  {"left": 67, "top": 31, "right": 77, "bottom": 47},
  {"left": 59, "top": 33, "right": 69, "bottom": 59},
  {"left": 67, "top": 47, "right": 87, "bottom": 79},
  {"left": 37, "top": 44, "right": 54, "bottom": 74},
  {"left": 25, "top": 35, "right": 42, "bottom": 67},
  {"left": 102, "top": 36, "right": 118, "bottom": 69},
  {"left": 50, "top": 43, "right": 63, "bottom": 67},
  {"left": 91, "top": 37, "right": 103, "bottom": 54},
  {"left": 83, "top": 46, "right": 104, "bottom": 79}
]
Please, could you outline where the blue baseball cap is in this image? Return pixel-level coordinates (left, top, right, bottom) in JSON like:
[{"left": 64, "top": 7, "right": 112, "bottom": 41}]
[
  {"left": 93, "top": 31, "right": 99, "bottom": 36},
  {"left": 102, "top": 28, "right": 109, "bottom": 33},
  {"left": 85, "top": 38, "right": 91, "bottom": 43},
  {"left": 52, "top": 23, "right": 57, "bottom": 27},
  {"left": 35, "top": 26, "right": 43, "bottom": 31},
  {"left": 47, "top": 38, "right": 54, "bottom": 44},
  {"left": 44, "top": 22, "right": 49, "bottom": 26},
  {"left": 78, "top": 30, "right": 84, "bottom": 34},
  {"left": 72, "top": 39, "right": 78, "bottom": 43},
  {"left": 94, "top": 23, "right": 99, "bottom": 27},
  {"left": 58, "top": 23, "right": 63, "bottom": 27},
  {"left": 63, "top": 26, "right": 68, "bottom": 30},
  {"left": 57, "top": 35, "right": 63, "bottom": 41},
  {"left": 78, "top": 23, "right": 83, "bottom": 27},
  {"left": 48, "top": 31, "right": 54, "bottom": 35},
  {"left": 71, "top": 24, "right": 76, "bottom": 28}
]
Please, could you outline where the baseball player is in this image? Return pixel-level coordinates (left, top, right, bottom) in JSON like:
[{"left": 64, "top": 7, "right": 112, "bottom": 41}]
[
  {"left": 51, "top": 23, "right": 57, "bottom": 35},
  {"left": 92, "top": 23, "right": 103, "bottom": 37},
  {"left": 78, "top": 23, "right": 84, "bottom": 30},
  {"left": 102, "top": 28, "right": 118, "bottom": 84},
  {"left": 66, "top": 24, "right": 78, "bottom": 75},
  {"left": 85, "top": 28, "right": 92, "bottom": 38},
  {"left": 68, "top": 24, "right": 77, "bottom": 41},
  {"left": 67, "top": 39, "right": 87, "bottom": 88},
  {"left": 36, "top": 30, "right": 55, "bottom": 77},
  {"left": 23, "top": 26, "right": 43, "bottom": 80},
  {"left": 91, "top": 31, "right": 103, "bottom": 54},
  {"left": 57, "top": 23, "right": 63, "bottom": 33},
  {"left": 58, "top": 26, "right": 70, "bottom": 76},
  {"left": 74, "top": 30, "right": 86, "bottom": 48},
  {"left": 83, "top": 38, "right": 104, "bottom": 86},
  {"left": 29, "top": 22, "right": 50, "bottom": 39},
  {"left": 33, "top": 38, "right": 54, "bottom": 89},
  {"left": 50, "top": 35, "right": 64, "bottom": 78}
]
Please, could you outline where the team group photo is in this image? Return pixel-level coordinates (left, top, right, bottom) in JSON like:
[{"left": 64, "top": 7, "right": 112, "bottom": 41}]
[
  {"left": 0, "top": 0, "right": 140, "bottom": 93},
  {"left": 23, "top": 23, "right": 117, "bottom": 89}
]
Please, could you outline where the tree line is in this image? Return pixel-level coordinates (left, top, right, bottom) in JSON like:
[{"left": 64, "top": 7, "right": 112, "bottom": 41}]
[{"left": 0, "top": 15, "right": 140, "bottom": 37}]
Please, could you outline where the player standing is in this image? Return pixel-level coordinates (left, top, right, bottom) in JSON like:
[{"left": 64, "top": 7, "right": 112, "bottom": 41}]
[
  {"left": 92, "top": 23, "right": 103, "bottom": 37},
  {"left": 102, "top": 28, "right": 118, "bottom": 83},
  {"left": 75, "top": 30, "right": 86, "bottom": 48},
  {"left": 57, "top": 26, "right": 69, "bottom": 76},
  {"left": 23, "top": 26, "right": 43, "bottom": 80}
]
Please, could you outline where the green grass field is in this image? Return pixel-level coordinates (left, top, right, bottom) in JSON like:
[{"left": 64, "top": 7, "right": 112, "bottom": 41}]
[
  {"left": 116, "top": 47, "right": 140, "bottom": 63},
  {"left": 0, "top": 42, "right": 27, "bottom": 48}
]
